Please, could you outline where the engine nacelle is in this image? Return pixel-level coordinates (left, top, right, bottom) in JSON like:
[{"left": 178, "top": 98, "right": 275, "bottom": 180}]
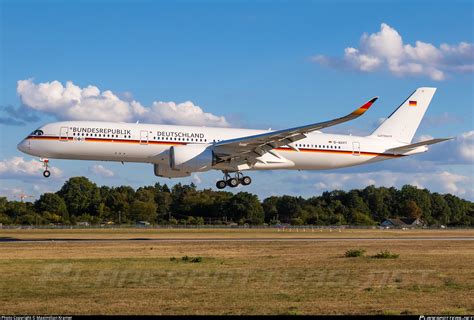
[
  {"left": 154, "top": 164, "right": 191, "bottom": 178},
  {"left": 170, "top": 144, "right": 213, "bottom": 172}
]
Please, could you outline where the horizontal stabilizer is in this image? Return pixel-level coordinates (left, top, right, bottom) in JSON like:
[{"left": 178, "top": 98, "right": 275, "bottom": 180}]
[{"left": 386, "top": 138, "right": 452, "bottom": 155}]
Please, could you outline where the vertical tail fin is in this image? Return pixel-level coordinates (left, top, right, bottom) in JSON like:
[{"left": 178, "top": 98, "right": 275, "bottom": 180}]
[{"left": 370, "top": 87, "right": 436, "bottom": 143}]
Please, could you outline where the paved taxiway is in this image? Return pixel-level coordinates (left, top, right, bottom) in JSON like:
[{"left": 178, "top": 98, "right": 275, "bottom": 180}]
[{"left": 0, "top": 237, "right": 473, "bottom": 243}]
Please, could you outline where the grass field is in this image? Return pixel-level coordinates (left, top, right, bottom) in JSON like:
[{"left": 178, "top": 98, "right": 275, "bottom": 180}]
[{"left": 0, "top": 228, "right": 473, "bottom": 315}]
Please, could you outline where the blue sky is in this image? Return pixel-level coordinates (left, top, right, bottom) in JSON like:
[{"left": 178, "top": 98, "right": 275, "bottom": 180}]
[{"left": 1, "top": 0, "right": 473, "bottom": 200}]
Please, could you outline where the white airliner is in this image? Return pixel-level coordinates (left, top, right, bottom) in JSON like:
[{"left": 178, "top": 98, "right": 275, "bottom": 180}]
[{"left": 17, "top": 87, "right": 450, "bottom": 189}]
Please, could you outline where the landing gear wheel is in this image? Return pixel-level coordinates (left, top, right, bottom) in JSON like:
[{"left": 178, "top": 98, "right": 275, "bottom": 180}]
[
  {"left": 227, "top": 178, "right": 239, "bottom": 188},
  {"left": 40, "top": 158, "right": 51, "bottom": 178},
  {"left": 216, "top": 180, "right": 226, "bottom": 189},
  {"left": 241, "top": 176, "right": 252, "bottom": 185}
]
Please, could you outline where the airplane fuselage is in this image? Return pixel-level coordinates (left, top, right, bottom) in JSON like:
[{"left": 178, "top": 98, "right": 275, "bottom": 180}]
[
  {"left": 18, "top": 121, "right": 404, "bottom": 174},
  {"left": 16, "top": 87, "right": 447, "bottom": 188}
]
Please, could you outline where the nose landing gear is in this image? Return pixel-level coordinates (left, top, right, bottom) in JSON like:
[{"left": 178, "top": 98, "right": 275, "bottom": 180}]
[
  {"left": 216, "top": 171, "right": 252, "bottom": 189},
  {"left": 41, "top": 158, "right": 51, "bottom": 178}
]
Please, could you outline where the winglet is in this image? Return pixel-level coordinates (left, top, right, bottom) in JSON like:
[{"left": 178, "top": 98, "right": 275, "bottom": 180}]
[{"left": 351, "top": 97, "right": 378, "bottom": 116}]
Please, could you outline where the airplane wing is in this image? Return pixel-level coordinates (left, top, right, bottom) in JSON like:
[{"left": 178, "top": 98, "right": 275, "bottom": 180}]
[
  {"left": 213, "top": 97, "right": 378, "bottom": 162},
  {"left": 385, "top": 138, "right": 452, "bottom": 155}
]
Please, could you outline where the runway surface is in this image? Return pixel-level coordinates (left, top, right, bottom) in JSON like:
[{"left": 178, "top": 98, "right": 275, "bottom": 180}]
[{"left": 1, "top": 236, "right": 473, "bottom": 243}]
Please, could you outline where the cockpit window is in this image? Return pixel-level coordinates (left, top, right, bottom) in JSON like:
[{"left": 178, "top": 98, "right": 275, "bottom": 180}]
[{"left": 30, "top": 129, "right": 44, "bottom": 136}]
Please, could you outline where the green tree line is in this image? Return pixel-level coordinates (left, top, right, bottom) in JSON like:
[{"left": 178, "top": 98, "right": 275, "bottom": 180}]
[{"left": 0, "top": 176, "right": 472, "bottom": 226}]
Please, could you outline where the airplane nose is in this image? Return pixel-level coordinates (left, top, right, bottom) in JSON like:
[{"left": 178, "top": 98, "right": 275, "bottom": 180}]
[{"left": 17, "top": 139, "right": 29, "bottom": 153}]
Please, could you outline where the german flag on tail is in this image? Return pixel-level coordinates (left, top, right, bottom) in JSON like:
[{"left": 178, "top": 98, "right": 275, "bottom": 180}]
[{"left": 409, "top": 100, "right": 417, "bottom": 107}]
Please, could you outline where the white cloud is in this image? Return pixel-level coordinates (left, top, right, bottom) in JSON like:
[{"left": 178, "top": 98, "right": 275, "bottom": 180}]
[
  {"left": 0, "top": 186, "right": 25, "bottom": 199},
  {"left": 191, "top": 173, "right": 202, "bottom": 184},
  {"left": 312, "top": 23, "right": 474, "bottom": 80},
  {"left": 89, "top": 164, "right": 115, "bottom": 178},
  {"left": 0, "top": 183, "right": 58, "bottom": 200},
  {"left": 309, "top": 170, "right": 472, "bottom": 198},
  {"left": 0, "top": 157, "right": 62, "bottom": 180},
  {"left": 17, "top": 79, "right": 230, "bottom": 126},
  {"left": 419, "top": 131, "right": 474, "bottom": 164}
]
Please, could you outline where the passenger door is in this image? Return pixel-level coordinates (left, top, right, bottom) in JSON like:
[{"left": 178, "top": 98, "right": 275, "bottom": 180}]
[
  {"left": 352, "top": 141, "right": 360, "bottom": 156},
  {"left": 59, "top": 126, "right": 69, "bottom": 141},
  {"left": 140, "top": 130, "right": 149, "bottom": 145}
]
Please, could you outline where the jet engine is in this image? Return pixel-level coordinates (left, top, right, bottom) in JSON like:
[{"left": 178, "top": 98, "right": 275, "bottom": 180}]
[
  {"left": 170, "top": 144, "right": 213, "bottom": 172},
  {"left": 154, "top": 164, "right": 191, "bottom": 178}
]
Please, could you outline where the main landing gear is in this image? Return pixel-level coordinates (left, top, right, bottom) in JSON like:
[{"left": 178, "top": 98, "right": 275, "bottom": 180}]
[
  {"left": 216, "top": 172, "right": 252, "bottom": 189},
  {"left": 41, "top": 158, "right": 51, "bottom": 178}
]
